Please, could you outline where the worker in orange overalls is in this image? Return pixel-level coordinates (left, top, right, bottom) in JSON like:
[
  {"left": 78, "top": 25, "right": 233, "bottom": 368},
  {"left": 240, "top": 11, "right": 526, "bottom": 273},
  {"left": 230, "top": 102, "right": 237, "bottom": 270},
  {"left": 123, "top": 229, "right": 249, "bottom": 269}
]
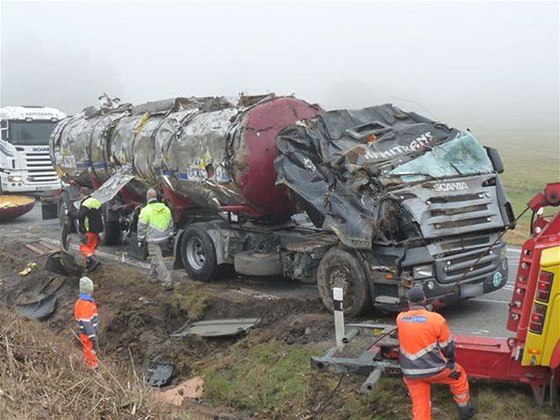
[
  {"left": 74, "top": 276, "right": 100, "bottom": 369},
  {"left": 396, "top": 286, "right": 476, "bottom": 420},
  {"left": 68, "top": 187, "right": 103, "bottom": 272}
]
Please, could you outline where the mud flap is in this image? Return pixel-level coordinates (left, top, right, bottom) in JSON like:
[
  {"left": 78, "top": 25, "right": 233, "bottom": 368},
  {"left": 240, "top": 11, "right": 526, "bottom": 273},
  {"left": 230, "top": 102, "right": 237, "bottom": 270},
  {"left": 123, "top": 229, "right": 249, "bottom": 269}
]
[
  {"left": 41, "top": 202, "right": 58, "bottom": 220},
  {"left": 173, "top": 229, "right": 184, "bottom": 270},
  {"left": 128, "top": 232, "right": 148, "bottom": 261}
]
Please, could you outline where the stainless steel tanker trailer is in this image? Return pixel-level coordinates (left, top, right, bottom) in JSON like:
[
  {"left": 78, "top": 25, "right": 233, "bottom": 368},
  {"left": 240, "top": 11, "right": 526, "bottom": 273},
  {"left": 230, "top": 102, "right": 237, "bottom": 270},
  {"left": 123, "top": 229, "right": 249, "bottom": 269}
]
[{"left": 49, "top": 94, "right": 515, "bottom": 316}]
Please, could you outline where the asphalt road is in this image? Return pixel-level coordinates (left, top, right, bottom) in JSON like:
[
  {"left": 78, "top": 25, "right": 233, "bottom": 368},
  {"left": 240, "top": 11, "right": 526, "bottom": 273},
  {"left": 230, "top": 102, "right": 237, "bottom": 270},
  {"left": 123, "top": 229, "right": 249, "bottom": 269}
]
[{"left": 1, "top": 203, "right": 521, "bottom": 338}]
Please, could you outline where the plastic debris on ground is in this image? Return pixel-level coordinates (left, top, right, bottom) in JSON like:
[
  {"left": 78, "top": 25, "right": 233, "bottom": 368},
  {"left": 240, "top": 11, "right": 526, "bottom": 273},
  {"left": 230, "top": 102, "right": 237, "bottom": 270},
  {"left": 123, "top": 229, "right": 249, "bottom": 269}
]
[{"left": 146, "top": 362, "right": 175, "bottom": 387}]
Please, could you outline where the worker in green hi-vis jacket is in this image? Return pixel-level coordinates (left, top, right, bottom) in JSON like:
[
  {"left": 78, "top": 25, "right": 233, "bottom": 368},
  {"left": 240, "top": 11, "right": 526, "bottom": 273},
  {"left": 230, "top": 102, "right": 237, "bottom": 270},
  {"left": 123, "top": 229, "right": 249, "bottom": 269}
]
[{"left": 137, "top": 188, "right": 174, "bottom": 290}]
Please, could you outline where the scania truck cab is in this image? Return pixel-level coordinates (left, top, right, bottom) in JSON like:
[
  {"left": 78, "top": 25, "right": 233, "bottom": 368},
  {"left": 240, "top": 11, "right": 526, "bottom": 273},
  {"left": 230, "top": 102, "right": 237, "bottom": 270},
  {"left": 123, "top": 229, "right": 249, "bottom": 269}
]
[{"left": 0, "top": 106, "right": 66, "bottom": 194}]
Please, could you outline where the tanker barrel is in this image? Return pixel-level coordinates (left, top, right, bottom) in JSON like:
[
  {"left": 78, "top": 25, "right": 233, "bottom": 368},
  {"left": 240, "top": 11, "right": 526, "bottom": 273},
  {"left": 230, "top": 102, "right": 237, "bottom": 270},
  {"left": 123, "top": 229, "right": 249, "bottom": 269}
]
[
  {"left": 359, "top": 366, "right": 385, "bottom": 394},
  {"left": 50, "top": 95, "right": 320, "bottom": 219}
]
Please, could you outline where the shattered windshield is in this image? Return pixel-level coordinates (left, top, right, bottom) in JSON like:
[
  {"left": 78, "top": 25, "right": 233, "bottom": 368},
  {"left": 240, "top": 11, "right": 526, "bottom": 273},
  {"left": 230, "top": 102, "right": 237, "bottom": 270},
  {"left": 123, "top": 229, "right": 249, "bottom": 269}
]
[{"left": 387, "top": 132, "right": 493, "bottom": 182}]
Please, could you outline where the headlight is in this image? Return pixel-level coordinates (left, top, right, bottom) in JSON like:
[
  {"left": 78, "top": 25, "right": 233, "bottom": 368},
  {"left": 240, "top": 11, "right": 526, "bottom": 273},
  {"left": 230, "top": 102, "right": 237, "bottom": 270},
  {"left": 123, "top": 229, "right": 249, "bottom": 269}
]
[
  {"left": 7, "top": 175, "right": 22, "bottom": 182},
  {"left": 413, "top": 264, "right": 434, "bottom": 279}
]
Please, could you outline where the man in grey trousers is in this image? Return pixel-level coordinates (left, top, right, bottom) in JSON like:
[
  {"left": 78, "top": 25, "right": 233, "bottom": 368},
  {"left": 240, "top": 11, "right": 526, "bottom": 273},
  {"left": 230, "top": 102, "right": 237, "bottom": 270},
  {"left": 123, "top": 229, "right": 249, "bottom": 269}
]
[{"left": 137, "top": 189, "right": 174, "bottom": 290}]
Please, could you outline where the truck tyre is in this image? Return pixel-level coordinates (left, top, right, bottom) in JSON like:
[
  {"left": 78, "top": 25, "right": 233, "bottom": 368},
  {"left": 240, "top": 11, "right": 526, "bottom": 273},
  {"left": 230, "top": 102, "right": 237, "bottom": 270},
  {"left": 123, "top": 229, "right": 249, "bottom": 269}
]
[
  {"left": 316, "top": 247, "right": 371, "bottom": 317},
  {"left": 234, "top": 251, "right": 283, "bottom": 276},
  {"left": 99, "top": 204, "right": 121, "bottom": 246},
  {"left": 58, "top": 191, "right": 77, "bottom": 233},
  {"left": 181, "top": 225, "right": 218, "bottom": 282}
]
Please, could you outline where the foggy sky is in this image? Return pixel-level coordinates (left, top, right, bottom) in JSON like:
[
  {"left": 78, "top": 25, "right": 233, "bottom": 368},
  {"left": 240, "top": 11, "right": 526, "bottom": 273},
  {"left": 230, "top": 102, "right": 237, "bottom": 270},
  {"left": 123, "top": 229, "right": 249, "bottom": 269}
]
[{"left": 1, "top": 1, "right": 558, "bottom": 133}]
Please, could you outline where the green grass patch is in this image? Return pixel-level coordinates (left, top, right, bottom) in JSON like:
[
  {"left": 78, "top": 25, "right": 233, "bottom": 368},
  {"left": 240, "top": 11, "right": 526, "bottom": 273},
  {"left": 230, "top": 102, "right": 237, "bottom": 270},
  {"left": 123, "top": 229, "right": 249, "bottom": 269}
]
[
  {"left": 479, "top": 129, "right": 559, "bottom": 246},
  {"left": 168, "top": 283, "right": 209, "bottom": 320},
  {"left": 319, "top": 375, "right": 560, "bottom": 420},
  {"left": 199, "top": 332, "right": 560, "bottom": 418},
  {"left": 203, "top": 336, "right": 321, "bottom": 417}
]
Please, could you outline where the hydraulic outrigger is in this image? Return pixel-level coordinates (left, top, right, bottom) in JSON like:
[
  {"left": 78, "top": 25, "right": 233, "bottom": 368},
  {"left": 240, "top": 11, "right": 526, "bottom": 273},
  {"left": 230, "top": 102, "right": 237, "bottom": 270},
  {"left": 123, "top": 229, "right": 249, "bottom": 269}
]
[{"left": 312, "top": 183, "right": 560, "bottom": 405}]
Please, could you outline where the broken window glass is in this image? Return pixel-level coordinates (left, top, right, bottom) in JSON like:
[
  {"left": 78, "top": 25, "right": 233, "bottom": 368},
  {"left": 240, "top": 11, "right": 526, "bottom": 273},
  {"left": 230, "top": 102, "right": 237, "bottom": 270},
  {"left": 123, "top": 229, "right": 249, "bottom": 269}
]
[{"left": 387, "top": 132, "right": 493, "bottom": 182}]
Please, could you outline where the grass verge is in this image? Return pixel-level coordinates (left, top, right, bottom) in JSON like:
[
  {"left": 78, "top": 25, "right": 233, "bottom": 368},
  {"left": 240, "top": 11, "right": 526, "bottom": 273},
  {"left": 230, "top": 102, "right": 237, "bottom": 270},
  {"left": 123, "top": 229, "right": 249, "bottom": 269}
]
[
  {"left": 200, "top": 332, "right": 560, "bottom": 419},
  {"left": 480, "top": 130, "right": 559, "bottom": 246},
  {"left": 203, "top": 334, "right": 319, "bottom": 417},
  {"left": 0, "top": 309, "right": 169, "bottom": 419}
]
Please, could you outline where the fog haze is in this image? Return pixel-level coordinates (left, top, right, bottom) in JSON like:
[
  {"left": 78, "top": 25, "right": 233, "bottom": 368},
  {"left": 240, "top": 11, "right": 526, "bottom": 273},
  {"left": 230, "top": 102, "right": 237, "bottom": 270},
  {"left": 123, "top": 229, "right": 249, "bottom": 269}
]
[{"left": 1, "top": 1, "right": 558, "bottom": 133}]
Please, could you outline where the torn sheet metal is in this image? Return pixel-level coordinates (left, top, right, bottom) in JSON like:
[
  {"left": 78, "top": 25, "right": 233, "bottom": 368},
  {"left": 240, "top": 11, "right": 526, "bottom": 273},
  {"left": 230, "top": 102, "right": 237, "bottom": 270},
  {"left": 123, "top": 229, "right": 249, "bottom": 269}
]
[
  {"left": 274, "top": 104, "right": 495, "bottom": 249},
  {"left": 51, "top": 95, "right": 319, "bottom": 218},
  {"left": 90, "top": 164, "right": 135, "bottom": 204},
  {"left": 170, "top": 318, "right": 260, "bottom": 338},
  {"left": 16, "top": 293, "right": 57, "bottom": 320}
]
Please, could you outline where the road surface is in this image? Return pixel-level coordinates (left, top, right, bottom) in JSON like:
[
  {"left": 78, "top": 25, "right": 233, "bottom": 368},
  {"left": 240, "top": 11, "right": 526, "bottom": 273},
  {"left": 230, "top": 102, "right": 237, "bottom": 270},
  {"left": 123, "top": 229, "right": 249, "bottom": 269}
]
[{"left": 0, "top": 203, "right": 521, "bottom": 337}]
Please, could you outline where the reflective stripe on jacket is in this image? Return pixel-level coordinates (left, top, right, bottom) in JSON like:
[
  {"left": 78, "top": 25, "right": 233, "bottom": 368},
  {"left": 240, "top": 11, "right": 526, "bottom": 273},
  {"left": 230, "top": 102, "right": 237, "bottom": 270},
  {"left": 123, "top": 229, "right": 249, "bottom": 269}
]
[
  {"left": 396, "top": 304, "right": 455, "bottom": 378},
  {"left": 74, "top": 296, "right": 99, "bottom": 345},
  {"left": 137, "top": 200, "right": 173, "bottom": 243}
]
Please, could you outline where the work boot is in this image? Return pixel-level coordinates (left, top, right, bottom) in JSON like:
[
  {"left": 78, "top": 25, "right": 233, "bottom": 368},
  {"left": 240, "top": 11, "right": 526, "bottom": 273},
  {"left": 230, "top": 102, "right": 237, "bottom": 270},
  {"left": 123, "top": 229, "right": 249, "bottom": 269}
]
[
  {"left": 458, "top": 401, "right": 476, "bottom": 419},
  {"left": 85, "top": 257, "right": 100, "bottom": 273}
]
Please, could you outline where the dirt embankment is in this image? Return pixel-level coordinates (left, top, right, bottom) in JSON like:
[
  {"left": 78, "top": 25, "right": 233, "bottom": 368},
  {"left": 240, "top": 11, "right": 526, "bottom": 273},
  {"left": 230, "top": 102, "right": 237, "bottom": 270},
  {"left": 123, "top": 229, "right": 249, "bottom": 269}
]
[{"left": 0, "top": 238, "right": 333, "bottom": 418}]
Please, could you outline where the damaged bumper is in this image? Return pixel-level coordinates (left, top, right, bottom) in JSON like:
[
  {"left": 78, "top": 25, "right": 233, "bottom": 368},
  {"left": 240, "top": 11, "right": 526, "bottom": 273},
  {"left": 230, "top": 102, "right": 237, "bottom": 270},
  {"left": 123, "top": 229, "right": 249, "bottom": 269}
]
[{"left": 369, "top": 236, "right": 509, "bottom": 311}]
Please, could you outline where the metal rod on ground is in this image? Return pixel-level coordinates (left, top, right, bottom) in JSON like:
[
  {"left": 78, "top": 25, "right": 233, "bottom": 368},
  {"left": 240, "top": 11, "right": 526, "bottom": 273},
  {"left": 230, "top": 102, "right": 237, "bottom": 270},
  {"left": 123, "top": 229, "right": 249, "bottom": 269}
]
[{"left": 333, "top": 287, "right": 345, "bottom": 351}]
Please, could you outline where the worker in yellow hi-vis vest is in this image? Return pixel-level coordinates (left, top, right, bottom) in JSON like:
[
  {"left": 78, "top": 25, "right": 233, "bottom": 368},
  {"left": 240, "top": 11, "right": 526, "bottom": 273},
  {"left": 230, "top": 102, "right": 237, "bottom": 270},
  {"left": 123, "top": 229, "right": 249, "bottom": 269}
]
[
  {"left": 68, "top": 187, "right": 103, "bottom": 272},
  {"left": 137, "top": 188, "right": 174, "bottom": 290}
]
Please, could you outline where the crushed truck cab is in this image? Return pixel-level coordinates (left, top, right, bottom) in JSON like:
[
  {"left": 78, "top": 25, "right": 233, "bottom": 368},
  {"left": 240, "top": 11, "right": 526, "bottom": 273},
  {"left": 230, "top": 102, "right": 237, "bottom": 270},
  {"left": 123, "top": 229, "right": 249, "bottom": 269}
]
[{"left": 312, "top": 183, "right": 560, "bottom": 405}]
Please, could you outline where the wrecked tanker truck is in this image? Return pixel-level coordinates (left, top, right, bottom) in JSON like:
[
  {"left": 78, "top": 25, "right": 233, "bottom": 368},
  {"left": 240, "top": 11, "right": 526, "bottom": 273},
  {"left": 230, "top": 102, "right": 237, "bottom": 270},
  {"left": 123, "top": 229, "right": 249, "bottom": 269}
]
[{"left": 49, "top": 94, "right": 515, "bottom": 316}]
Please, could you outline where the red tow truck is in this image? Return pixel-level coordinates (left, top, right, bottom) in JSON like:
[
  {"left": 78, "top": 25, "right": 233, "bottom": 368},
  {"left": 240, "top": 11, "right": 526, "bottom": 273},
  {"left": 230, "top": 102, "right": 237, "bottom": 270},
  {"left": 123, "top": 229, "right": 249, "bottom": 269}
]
[{"left": 312, "top": 183, "right": 560, "bottom": 405}]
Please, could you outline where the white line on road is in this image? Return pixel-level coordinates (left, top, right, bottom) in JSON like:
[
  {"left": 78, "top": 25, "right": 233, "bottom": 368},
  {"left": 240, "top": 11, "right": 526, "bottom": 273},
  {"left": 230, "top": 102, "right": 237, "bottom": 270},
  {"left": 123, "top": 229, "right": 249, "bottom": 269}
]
[{"left": 472, "top": 298, "right": 510, "bottom": 304}]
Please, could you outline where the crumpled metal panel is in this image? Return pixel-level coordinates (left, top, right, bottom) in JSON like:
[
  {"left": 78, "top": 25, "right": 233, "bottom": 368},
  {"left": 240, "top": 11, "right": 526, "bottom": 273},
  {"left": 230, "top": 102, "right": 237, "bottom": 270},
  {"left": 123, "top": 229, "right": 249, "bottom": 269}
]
[
  {"left": 274, "top": 104, "right": 500, "bottom": 249},
  {"left": 91, "top": 164, "right": 135, "bottom": 204},
  {"left": 50, "top": 95, "right": 319, "bottom": 218},
  {"left": 50, "top": 107, "right": 130, "bottom": 187},
  {"left": 162, "top": 108, "right": 242, "bottom": 210},
  {"left": 170, "top": 318, "right": 261, "bottom": 337}
]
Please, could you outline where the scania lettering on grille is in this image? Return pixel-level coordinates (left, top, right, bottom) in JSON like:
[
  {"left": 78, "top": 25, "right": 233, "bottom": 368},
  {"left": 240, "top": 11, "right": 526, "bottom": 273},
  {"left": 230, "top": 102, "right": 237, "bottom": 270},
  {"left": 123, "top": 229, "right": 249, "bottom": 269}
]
[
  {"left": 31, "top": 147, "right": 49, "bottom": 152},
  {"left": 432, "top": 182, "right": 469, "bottom": 192}
]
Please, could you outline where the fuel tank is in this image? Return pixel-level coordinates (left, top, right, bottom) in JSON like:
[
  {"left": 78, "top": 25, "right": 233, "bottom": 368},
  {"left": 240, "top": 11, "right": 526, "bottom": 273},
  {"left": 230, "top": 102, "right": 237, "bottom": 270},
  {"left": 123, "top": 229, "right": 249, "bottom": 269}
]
[{"left": 50, "top": 95, "right": 320, "bottom": 218}]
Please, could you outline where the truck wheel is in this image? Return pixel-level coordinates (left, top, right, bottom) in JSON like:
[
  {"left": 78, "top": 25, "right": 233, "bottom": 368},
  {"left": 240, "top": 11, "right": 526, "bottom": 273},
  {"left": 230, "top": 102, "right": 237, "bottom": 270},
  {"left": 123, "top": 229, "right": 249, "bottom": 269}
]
[
  {"left": 181, "top": 225, "right": 218, "bottom": 282},
  {"left": 58, "top": 191, "right": 77, "bottom": 233},
  {"left": 234, "top": 251, "right": 283, "bottom": 276},
  {"left": 99, "top": 205, "right": 121, "bottom": 246},
  {"left": 316, "top": 247, "right": 371, "bottom": 317}
]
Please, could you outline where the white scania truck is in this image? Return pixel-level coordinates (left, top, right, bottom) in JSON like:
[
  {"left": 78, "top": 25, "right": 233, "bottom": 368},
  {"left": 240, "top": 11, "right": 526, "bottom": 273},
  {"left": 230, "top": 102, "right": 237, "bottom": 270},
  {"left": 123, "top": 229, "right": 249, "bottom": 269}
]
[{"left": 0, "top": 106, "right": 66, "bottom": 194}]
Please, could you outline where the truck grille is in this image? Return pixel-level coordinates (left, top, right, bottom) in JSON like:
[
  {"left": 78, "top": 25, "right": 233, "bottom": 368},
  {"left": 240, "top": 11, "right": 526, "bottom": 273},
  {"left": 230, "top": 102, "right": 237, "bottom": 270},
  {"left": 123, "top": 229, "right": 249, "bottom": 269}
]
[
  {"left": 25, "top": 152, "right": 59, "bottom": 183},
  {"left": 400, "top": 177, "right": 506, "bottom": 240},
  {"left": 434, "top": 240, "right": 504, "bottom": 284}
]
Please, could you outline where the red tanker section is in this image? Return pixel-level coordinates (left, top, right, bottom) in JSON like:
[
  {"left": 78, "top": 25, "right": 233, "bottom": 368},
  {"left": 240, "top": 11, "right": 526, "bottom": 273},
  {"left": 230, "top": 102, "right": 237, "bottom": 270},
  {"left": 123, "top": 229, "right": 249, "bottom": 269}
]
[
  {"left": 233, "top": 97, "right": 320, "bottom": 216},
  {"left": 50, "top": 95, "right": 320, "bottom": 219}
]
